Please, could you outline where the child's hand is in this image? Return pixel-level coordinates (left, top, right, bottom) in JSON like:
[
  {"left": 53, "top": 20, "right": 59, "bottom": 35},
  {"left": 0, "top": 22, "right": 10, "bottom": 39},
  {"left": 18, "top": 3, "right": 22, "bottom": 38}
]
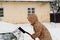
[
  {"left": 30, "top": 35, "right": 35, "bottom": 39},
  {"left": 28, "top": 34, "right": 34, "bottom": 39}
]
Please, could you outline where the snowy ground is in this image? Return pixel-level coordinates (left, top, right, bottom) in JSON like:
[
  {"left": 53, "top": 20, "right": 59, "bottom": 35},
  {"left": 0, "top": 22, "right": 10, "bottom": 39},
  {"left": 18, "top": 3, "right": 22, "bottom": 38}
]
[
  {"left": 0, "top": 21, "right": 60, "bottom": 40},
  {"left": 17, "top": 22, "right": 60, "bottom": 40}
]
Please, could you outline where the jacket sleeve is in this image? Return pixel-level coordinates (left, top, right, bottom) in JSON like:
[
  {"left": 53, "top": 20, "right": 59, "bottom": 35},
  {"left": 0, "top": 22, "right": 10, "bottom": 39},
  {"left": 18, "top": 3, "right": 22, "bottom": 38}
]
[{"left": 31, "top": 23, "right": 42, "bottom": 39}]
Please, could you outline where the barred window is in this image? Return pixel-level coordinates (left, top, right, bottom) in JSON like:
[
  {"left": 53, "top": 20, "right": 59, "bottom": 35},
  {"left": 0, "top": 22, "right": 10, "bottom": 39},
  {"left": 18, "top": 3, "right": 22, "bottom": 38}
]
[
  {"left": 0, "top": 8, "right": 3, "bottom": 17},
  {"left": 28, "top": 8, "right": 35, "bottom": 14}
]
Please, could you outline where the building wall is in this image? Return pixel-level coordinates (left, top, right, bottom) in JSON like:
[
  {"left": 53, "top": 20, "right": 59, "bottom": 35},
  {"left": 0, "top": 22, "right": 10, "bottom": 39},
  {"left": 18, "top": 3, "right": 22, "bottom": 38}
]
[{"left": 0, "top": 2, "right": 50, "bottom": 24}]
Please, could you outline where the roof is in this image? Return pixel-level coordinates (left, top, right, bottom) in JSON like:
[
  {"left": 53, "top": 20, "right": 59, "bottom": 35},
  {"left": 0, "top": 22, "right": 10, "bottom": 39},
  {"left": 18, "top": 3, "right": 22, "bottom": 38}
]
[{"left": 0, "top": 0, "right": 55, "bottom": 2}]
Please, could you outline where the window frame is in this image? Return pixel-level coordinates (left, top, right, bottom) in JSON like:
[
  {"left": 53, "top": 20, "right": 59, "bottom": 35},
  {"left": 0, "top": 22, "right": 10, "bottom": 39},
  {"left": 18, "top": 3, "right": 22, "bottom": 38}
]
[
  {"left": 28, "top": 8, "right": 35, "bottom": 14},
  {"left": 0, "top": 8, "right": 4, "bottom": 17}
]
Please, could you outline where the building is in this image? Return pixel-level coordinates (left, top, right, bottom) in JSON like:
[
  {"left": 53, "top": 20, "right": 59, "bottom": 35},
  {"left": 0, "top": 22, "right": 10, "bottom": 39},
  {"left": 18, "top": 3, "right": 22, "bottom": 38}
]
[{"left": 0, "top": 0, "right": 51, "bottom": 24}]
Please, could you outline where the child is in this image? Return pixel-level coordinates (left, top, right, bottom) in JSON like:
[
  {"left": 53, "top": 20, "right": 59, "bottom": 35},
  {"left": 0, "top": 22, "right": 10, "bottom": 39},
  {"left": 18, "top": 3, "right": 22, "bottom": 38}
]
[{"left": 27, "top": 14, "right": 52, "bottom": 40}]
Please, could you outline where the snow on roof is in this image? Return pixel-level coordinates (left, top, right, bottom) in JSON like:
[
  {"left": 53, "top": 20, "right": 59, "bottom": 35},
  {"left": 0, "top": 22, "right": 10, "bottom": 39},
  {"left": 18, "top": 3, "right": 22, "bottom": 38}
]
[{"left": 0, "top": 0, "right": 54, "bottom": 2}]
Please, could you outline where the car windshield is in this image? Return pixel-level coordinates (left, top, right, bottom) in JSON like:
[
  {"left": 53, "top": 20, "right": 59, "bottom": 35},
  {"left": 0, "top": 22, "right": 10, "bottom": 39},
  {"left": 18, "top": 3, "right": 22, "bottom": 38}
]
[{"left": 0, "top": 33, "right": 17, "bottom": 40}]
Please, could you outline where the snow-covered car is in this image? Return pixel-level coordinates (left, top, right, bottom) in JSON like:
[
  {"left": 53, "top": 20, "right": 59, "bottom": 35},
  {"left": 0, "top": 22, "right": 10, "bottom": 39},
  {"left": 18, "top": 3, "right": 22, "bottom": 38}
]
[{"left": 0, "top": 21, "right": 24, "bottom": 40}]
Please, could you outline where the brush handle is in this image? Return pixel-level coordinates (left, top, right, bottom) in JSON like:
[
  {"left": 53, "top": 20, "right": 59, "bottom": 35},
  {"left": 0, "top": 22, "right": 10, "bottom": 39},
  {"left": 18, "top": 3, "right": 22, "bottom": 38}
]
[
  {"left": 18, "top": 27, "right": 35, "bottom": 40},
  {"left": 18, "top": 27, "right": 32, "bottom": 35}
]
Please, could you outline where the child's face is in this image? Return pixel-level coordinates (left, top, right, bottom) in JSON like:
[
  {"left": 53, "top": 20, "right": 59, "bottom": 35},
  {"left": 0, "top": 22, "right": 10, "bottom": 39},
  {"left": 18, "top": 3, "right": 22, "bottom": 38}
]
[
  {"left": 27, "top": 14, "right": 37, "bottom": 24},
  {"left": 28, "top": 17, "right": 35, "bottom": 24}
]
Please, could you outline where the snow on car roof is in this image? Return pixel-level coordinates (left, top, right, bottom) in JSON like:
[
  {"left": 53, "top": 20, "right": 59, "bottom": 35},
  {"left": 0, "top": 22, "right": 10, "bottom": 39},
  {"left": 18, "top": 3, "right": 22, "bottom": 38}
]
[{"left": 0, "top": 21, "right": 18, "bottom": 33}]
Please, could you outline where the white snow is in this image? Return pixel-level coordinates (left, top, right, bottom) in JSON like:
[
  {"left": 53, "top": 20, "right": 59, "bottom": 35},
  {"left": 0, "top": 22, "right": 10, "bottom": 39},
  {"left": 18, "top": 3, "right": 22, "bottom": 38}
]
[
  {"left": 0, "top": 21, "right": 60, "bottom": 40},
  {"left": 0, "top": 21, "right": 18, "bottom": 33},
  {"left": 42, "top": 23, "right": 60, "bottom": 40}
]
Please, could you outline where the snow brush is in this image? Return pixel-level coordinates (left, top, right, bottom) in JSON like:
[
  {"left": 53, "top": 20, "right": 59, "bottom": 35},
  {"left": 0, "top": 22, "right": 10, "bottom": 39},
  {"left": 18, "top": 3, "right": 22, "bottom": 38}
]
[
  {"left": 18, "top": 27, "right": 35, "bottom": 40},
  {"left": 18, "top": 27, "right": 31, "bottom": 35}
]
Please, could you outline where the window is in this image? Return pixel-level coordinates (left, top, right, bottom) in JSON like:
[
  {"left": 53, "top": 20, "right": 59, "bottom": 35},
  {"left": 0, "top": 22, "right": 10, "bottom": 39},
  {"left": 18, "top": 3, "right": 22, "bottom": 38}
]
[
  {"left": 0, "top": 8, "right": 3, "bottom": 17},
  {"left": 28, "top": 8, "right": 35, "bottom": 14}
]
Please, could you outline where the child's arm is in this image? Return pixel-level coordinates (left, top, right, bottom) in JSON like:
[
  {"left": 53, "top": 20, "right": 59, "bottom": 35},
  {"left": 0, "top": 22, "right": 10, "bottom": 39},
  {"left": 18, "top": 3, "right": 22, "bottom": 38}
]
[{"left": 31, "top": 23, "right": 43, "bottom": 39}]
